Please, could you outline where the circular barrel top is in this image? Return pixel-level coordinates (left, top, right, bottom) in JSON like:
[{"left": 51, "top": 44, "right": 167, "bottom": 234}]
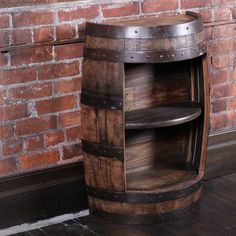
[{"left": 85, "top": 11, "right": 203, "bottom": 39}]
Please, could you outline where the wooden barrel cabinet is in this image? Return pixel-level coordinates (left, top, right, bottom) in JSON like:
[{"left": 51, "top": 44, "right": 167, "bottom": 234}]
[{"left": 81, "top": 11, "right": 209, "bottom": 224}]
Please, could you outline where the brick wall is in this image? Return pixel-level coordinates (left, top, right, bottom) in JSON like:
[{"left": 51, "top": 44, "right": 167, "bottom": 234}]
[{"left": 0, "top": 0, "right": 235, "bottom": 177}]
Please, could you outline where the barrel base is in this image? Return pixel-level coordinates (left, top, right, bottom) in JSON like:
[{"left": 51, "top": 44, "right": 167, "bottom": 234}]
[{"left": 89, "top": 202, "right": 199, "bottom": 225}]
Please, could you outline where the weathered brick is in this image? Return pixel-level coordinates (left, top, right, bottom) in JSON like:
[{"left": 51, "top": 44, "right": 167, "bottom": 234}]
[
  {"left": 142, "top": 0, "right": 178, "bottom": 13},
  {"left": 207, "top": 38, "right": 234, "bottom": 55},
  {"left": 211, "top": 84, "right": 231, "bottom": 99},
  {"left": 0, "top": 87, "right": 7, "bottom": 105},
  {"left": 0, "top": 158, "right": 17, "bottom": 176},
  {"left": 25, "top": 135, "right": 44, "bottom": 151},
  {"left": 0, "top": 53, "right": 8, "bottom": 67},
  {"left": 211, "top": 99, "right": 227, "bottom": 113},
  {"left": 102, "top": 2, "right": 139, "bottom": 18},
  {"left": 8, "top": 83, "right": 52, "bottom": 100},
  {"left": 58, "top": 5, "right": 99, "bottom": 22},
  {"left": 63, "top": 143, "right": 82, "bottom": 160},
  {"left": 54, "top": 77, "right": 81, "bottom": 94},
  {"left": 210, "top": 114, "right": 227, "bottom": 131},
  {"left": 56, "top": 24, "right": 76, "bottom": 40},
  {"left": 0, "top": 67, "right": 36, "bottom": 85},
  {"left": 0, "top": 125, "right": 14, "bottom": 140},
  {"left": 232, "top": 7, "right": 236, "bottom": 19},
  {"left": 209, "top": 68, "right": 233, "bottom": 84},
  {"left": 19, "top": 151, "right": 60, "bottom": 171},
  {"left": 66, "top": 126, "right": 81, "bottom": 142},
  {"left": 44, "top": 130, "right": 64, "bottom": 146},
  {"left": 2, "top": 139, "right": 23, "bottom": 156},
  {"left": 11, "top": 28, "right": 32, "bottom": 45},
  {"left": 227, "top": 98, "right": 236, "bottom": 110},
  {"left": 181, "top": 0, "right": 212, "bottom": 8},
  {"left": 213, "top": 24, "right": 236, "bottom": 38},
  {"left": 16, "top": 116, "right": 57, "bottom": 136},
  {"left": 12, "top": 11, "right": 54, "bottom": 27},
  {"left": 38, "top": 61, "right": 80, "bottom": 80},
  {"left": 214, "top": 7, "right": 231, "bottom": 22},
  {"left": 54, "top": 43, "right": 84, "bottom": 60},
  {"left": 212, "top": 55, "right": 235, "bottom": 69},
  {"left": 11, "top": 46, "right": 53, "bottom": 66},
  {"left": 59, "top": 111, "right": 81, "bottom": 128},
  {"left": 34, "top": 26, "right": 54, "bottom": 43},
  {"left": 0, "top": 14, "right": 9, "bottom": 29},
  {"left": 0, "top": 30, "right": 9, "bottom": 47},
  {"left": 36, "top": 95, "right": 77, "bottom": 115},
  {"left": 0, "top": 103, "right": 28, "bottom": 121}
]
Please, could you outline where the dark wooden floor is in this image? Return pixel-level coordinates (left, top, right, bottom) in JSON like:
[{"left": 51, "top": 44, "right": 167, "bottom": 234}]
[{"left": 13, "top": 172, "right": 236, "bottom": 236}]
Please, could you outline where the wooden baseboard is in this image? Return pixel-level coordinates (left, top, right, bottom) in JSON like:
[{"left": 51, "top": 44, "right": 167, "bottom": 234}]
[
  {"left": 0, "top": 129, "right": 235, "bottom": 229},
  {"left": 205, "top": 129, "right": 236, "bottom": 180},
  {"left": 0, "top": 162, "right": 87, "bottom": 229}
]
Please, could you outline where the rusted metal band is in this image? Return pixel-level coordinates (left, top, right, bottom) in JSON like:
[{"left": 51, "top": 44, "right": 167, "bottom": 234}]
[
  {"left": 82, "top": 140, "right": 124, "bottom": 161},
  {"left": 84, "top": 42, "right": 206, "bottom": 63},
  {"left": 85, "top": 12, "right": 203, "bottom": 39},
  {"left": 81, "top": 92, "right": 123, "bottom": 110},
  {"left": 87, "top": 180, "right": 202, "bottom": 203}
]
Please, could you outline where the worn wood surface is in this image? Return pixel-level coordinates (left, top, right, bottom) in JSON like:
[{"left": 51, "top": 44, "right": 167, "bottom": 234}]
[{"left": 12, "top": 172, "right": 236, "bottom": 236}]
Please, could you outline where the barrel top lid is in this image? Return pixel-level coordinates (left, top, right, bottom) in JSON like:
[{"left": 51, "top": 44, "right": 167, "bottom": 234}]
[
  {"left": 85, "top": 12, "right": 203, "bottom": 39},
  {"left": 102, "top": 14, "right": 196, "bottom": 27}
]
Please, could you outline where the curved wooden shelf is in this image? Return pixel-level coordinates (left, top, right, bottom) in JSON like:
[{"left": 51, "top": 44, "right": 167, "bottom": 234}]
[
  {"left": 127, "top": 160, "right": 197, "bottom": 191},
  {"left": 125, "top": 103, "right": 201, "bottom": 129}
]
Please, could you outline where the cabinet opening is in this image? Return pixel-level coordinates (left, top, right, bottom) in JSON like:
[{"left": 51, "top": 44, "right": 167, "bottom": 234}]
[{"left": 124, "top": 61, "right": 202, "bottom": 191}]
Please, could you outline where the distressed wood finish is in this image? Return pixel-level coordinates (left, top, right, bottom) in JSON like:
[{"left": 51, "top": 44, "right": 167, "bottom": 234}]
[{"left": 82, "top": 12, "right": 209, "bottom": 224}]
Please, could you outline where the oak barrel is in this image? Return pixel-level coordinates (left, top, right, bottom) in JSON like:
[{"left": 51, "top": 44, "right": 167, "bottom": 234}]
[{"left": 81, "top": 11, "right": 209, "bottom": 224}]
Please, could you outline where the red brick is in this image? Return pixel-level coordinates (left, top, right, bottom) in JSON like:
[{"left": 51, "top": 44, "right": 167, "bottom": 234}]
[
  {"left": 102, "top": 2, "right": 139, "bottom": 18},
  {"left": 211, "top": 99, "right": 227, "bottom": 113},
  {"left": 25, "top": 136, "right": 44, "bottom": 151},
  {"left": 0, "top": 14, "right": 9, "bottom": 29},
  {"left": 2, "top": 139, "right": 23, "bottom": 156},
  {"left": 36, "top": 95, "right": 77, "bottom": 115},
  {"left": 0, "top": 30, "right": 9, "bottom": 47},
  {"left": 0, "top": 67, "right": 36, "bottom": 85},
  {"left": 0, "top": 158, "right": 17, "bottom": 176},
  {"left": 142, "top": 0, "right": 178, "bottom": 13},
  {"left": 210, "top": 114, "right": 227, "bottom": 131},
  {"left": 44, "top": 130, "right": 64, "bottom": 146},
  {"left": 232, "top": 69, "right": 236, "bottom": 80},
  {"left": 0, "top": 53, "right": 8, "bottom": 67},
  {"left": 63, "top": 143, "right": 82, "bottom": 160},
  {"left": 54, "top": 43, "right": 84, "bottom": 60},
  {"left": 58, "top": 5, "right": 99, "bottom": 22},
  {"left": 207, "top": 38, "right": 234, "bottom": 55},
  {"left": 16, "top": 116, "right": 57, "bottom": 136},
  {"left": 227, "top": 99, "right": 236, "bottom": 110},
  {"left": 213, "top": 24, "right": 236, "bottom": 38},
  {"left": 38, "top": 61, "right": 80, "bottom": 80},
  {"left": 11, "top": 46, "right": 53, "bottom": 66},
  {"left": 56, "top": 24, "right": 76, "bottom": 40},
  {"left": 66, "top": 126, "right": 81, "bottom": 142},
  {"left": 34, "top": 26, "right": 54, "bottom": 43},
  {"left": 8, "top": 83, "right": 52, "bottom": 100},
  {"left": 0, "top": 103, "right": 28, "bottom": 121},
  {"left": 54, "top": 77, "right": 81, "bottom": 94},
  {"left": 12, "top": 11, "right": 54, "bottom": 27},
  {"left": 181, "top": 0, "right": 212, "bottom": 8},
  {"left": 0, "top": 125, "right": 14, "bottom": 140},
  {"left": 212, "top": 55, "right": 235, "bottom": 69},
  {"left": 215, "top": 0, "right": 236, "bottom": 5},
  {"left": 194, "top": 9, "right": 213, "bottom": 23},
  {"left": 211, "top": 84, "right": 231, "bottom": 99},
  {"left": 214, "top": 7, "right": 231, "bottom": 22},
  {"left": 19, "top": 150, "right": 60, "bottom": 171},
  {"left": 11, "top": 29, "right": 32, "bottom": 45},
  {"left": 232, "top": 7, "right": 236, "bottom": 19},
  {"left": 59, "top": 111, "right": 81, "bottom": 128},
  {"left": 0, "top": 87, "right": 7, "bottom": 105},
  {"left": 209, "top": 68, "right": 233, "bottom": 84}
]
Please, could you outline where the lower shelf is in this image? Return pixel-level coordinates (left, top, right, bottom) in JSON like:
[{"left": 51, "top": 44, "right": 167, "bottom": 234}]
[{"left": 126, "top": 160, "right": 197, "bottom": 191}]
